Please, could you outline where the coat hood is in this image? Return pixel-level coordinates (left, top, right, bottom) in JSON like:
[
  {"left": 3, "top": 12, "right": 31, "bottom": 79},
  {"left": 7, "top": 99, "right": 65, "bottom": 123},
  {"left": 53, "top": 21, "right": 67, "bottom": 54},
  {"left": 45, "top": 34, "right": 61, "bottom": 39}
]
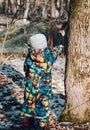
[{"left": 28, "top": 47, "right": 54, "bottom": 63}]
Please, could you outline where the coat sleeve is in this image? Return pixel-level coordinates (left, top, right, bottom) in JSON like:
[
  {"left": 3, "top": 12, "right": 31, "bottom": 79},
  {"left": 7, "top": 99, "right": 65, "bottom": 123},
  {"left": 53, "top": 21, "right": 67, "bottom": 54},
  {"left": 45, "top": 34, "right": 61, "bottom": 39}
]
[
  {"left": 46, "top": 46, "right": 61, "bottom": 63},
  {"left": 52, "top": 46, "right": 61, "bottom": 61},
  {"left": 53, "top": 46, "right": 61, "bottom": 56}
]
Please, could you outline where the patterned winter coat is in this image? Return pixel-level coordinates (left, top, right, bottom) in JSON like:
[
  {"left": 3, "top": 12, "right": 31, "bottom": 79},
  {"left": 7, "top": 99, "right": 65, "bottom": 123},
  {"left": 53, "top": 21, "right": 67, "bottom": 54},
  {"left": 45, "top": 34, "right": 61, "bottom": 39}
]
[{"left": 21, "top": 46, "right": 60, "bottom": 128}]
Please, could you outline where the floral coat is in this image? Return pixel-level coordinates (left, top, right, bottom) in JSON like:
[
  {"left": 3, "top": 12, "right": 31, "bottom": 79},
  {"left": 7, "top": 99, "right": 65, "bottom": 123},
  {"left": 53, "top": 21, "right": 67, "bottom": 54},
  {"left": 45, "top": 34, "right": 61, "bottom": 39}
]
[{"left": 20, "top": 46, "right": 60, "bottom": 128}]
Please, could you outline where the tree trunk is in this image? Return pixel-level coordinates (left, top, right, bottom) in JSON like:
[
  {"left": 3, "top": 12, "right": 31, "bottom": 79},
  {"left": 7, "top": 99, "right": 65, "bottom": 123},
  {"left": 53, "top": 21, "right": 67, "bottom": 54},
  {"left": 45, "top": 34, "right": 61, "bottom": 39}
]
[
  {"left": 65, "top": 0, "right": 90, "bottom": 121},
  {"left": 23, "top": 0, "right": 30, "bottom": 23}
]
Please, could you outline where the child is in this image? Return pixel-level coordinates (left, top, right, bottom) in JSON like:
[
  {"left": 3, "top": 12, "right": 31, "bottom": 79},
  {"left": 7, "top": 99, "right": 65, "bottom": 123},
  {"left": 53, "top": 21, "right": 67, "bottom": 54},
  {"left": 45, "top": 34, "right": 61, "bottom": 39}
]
[{"left": 20, "top": 33, "right": 62, "bottom": 130}]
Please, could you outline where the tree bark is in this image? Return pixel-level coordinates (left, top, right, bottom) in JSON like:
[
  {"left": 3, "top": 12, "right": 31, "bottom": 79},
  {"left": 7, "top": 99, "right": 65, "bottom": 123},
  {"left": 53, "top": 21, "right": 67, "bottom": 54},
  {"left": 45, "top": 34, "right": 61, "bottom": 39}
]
[{"left": 65, "top": 0, "right": 90, "bottom": 121}]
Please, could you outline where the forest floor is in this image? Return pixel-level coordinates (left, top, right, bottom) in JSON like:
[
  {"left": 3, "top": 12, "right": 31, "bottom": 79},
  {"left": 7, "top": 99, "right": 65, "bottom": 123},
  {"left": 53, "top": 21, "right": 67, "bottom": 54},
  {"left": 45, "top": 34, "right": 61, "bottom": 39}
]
[{"left": 0, "top": 55, "right": 90, "bottom": 130}]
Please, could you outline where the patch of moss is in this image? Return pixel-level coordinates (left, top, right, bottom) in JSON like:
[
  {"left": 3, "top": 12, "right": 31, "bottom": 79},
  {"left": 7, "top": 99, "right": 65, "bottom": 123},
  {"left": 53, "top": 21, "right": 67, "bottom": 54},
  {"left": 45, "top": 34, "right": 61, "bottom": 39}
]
[
  {"left": 58, "top": 106, "right": 90, "bottom": 123},
  {"left": 70, "top": 0, "right": 83, "bottom": 19},
  {"left": 58, "top": 110, "right": 80, "bottom": 123},
  {"left": 84, "top": 109, "right": 90, "bottom": 122},
  {"left": 58, "top": 103, "right": 73, "bottom": 122},
  {"left": 73, "top": 65, "right": 79, "bottom": 79}
]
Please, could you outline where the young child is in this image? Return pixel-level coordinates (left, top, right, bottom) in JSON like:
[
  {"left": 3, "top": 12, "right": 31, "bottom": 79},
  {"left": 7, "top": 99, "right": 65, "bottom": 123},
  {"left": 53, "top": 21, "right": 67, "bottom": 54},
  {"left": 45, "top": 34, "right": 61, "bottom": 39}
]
[{"left": 20, "top": 33, "right": 62, "bottom": 130}]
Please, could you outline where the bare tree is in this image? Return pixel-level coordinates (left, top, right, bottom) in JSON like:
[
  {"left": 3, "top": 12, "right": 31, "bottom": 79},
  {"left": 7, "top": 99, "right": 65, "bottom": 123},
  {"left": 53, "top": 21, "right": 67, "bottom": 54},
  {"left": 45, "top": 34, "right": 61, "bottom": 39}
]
[{"left": 23, "top": 0, "right": 30, "bottom": 22}]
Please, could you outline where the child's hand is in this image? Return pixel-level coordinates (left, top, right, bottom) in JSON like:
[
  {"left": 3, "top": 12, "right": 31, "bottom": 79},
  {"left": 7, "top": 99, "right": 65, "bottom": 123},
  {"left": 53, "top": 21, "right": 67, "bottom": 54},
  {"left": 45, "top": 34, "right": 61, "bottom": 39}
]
[
  {"left": 59, "top": 45, "right": 64, "bottom": 53},
  {"left": 59, "top": 30, "right": 65, "bottom": 36}
]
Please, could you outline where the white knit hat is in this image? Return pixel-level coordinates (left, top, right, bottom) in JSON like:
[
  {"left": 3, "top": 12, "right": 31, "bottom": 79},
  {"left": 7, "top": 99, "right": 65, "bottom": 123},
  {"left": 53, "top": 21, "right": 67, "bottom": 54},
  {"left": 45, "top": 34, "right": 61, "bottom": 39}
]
[{"left": 30, "top": 34, "right": 47, "bottom": 49}]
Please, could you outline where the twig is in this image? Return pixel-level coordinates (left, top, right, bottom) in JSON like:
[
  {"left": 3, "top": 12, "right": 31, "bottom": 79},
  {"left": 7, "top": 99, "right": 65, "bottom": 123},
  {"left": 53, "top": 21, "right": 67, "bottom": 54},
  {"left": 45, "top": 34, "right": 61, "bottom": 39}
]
[
  {"left": 0, "top": 22, "right": 9, "bottom": 63},
  {"left": 0, "top": 54, "right": 13, "bottom": 67}
]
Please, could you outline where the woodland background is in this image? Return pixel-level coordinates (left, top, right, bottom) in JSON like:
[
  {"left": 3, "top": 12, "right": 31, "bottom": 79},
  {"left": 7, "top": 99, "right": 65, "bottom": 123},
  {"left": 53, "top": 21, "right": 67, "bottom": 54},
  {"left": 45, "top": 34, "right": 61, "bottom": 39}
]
[{"left": 0, "top": 0, "right": 90, "bottom": 130}]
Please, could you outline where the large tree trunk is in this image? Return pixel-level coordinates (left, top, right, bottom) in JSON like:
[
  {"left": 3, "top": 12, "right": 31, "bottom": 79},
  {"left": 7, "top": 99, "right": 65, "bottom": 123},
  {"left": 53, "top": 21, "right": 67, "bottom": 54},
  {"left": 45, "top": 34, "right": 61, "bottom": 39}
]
[{"left": 65, "top": 0, "right": 90, "bottom": 121}]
